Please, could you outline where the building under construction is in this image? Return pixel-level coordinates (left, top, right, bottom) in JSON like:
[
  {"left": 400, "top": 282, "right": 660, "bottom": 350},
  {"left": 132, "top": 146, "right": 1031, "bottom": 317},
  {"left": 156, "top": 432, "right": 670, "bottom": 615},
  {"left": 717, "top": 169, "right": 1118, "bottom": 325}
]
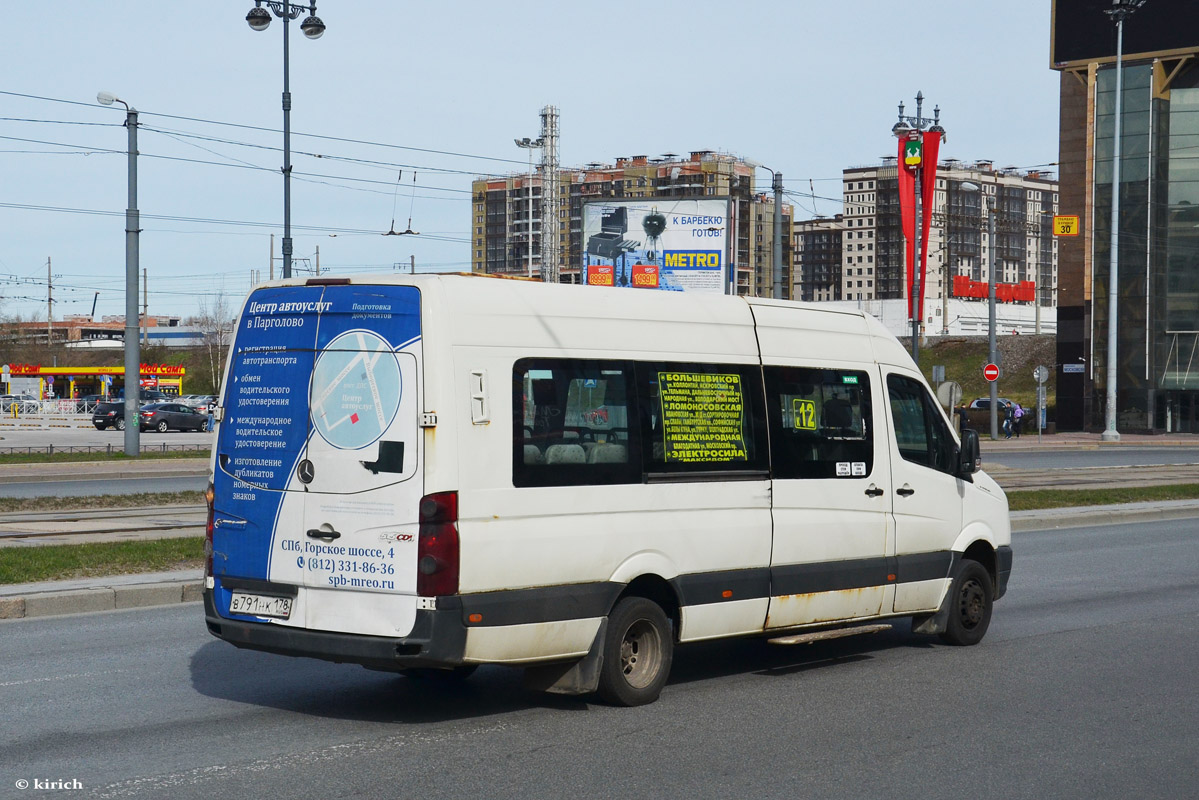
[{"left": 471, "top": 132, "right": 793, "bottom": 297}]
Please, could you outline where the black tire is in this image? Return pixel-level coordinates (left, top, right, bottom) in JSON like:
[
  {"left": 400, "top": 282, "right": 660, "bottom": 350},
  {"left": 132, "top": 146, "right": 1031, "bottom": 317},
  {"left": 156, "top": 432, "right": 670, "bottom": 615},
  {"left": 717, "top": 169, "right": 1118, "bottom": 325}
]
[
  {"left": 116, "top": 418, "right": 126, "bottom": 431},
  {"left": 597, "top": 596, "right": 673, "bottom": 706},
  {"left": 156, "top": 420, "right": 169, "bottom": 433},
  {"left": 939, "top": 560, "right": 993, "bottom": 646},
  {"left": 94, "top": 424, "right": 105, "bottom": 431}
]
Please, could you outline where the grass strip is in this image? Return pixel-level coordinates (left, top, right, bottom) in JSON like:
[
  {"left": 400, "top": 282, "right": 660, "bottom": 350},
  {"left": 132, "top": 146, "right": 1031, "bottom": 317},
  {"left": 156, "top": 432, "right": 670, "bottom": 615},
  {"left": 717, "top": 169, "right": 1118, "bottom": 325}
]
[
  {"left": 0, "top": 491, "right": 204, "bottom": 513},
  {"left": 1006, "top": 483, "right": 1199, "bottom": 511},
  {"left": 0, "top": 537, "right": 204, "bottom": 585},
  {"left": 0, "top": 450, "right": 209, "bottom": 465}
]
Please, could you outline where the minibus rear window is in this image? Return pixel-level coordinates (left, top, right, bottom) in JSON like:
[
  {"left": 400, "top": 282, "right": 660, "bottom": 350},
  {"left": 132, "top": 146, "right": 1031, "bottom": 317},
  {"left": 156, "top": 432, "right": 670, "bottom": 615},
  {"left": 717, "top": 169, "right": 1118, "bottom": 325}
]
[{"left": 513, "top": 359, "right": 641, "bottom": 487}]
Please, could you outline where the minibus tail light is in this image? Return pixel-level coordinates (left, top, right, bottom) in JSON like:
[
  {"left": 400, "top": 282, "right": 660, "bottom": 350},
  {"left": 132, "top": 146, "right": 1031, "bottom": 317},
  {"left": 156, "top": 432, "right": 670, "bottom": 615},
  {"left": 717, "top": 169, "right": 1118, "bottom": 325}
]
[
  {"left": 204, "top": 482, "right": 215, "bottom": 578},
  {"left": 417, "top": 491, "right": 459, "bottom": 597}
]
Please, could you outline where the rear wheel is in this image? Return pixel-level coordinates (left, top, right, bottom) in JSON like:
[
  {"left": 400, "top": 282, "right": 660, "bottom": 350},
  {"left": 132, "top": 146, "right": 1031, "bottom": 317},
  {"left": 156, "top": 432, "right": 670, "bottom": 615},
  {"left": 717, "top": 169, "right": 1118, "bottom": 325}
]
[
  {"left": 939, "top": 560, "right": 993, "bottom": 646},
  {"left": 156, "top": 420, "right": 169, "bottom": 433},
  {"left": 94, "top": 424, "right": 105, "bottom": 431},
  {"left": 597, "top": 596, "right": 673, "bottom": 706},
  {"left": 116, "top": 418, "right": 126, "bottom": 431}
]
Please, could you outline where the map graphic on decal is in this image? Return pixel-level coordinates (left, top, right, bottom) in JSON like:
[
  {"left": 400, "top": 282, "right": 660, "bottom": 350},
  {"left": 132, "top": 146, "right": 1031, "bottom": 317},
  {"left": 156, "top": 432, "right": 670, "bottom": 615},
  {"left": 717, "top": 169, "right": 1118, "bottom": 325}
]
[{"left": 309, "top": 330, "right": 401, "bottom": 450}]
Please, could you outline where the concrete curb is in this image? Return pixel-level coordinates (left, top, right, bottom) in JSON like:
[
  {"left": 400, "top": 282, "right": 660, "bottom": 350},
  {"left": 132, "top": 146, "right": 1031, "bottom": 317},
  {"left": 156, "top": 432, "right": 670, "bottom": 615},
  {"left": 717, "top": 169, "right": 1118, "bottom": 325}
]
[
  {"left": 1011, "top": 499, "right": 1199, "bottom": 531},
  {"left": 0, "top": 570, "right": 203, "bottom": 621}
]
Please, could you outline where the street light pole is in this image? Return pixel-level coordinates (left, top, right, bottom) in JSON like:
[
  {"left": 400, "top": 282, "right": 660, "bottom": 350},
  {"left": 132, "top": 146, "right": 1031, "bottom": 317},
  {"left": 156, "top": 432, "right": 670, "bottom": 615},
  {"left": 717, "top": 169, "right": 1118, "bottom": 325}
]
[
  {"left": 1101, "top": 0, "right": 1143, "bottom": 442},
  {"left": 246, "top": 1, "right": 326, "bottom": 281},
  {"left": 772, "top": 170, "right": 784, "bottom": 299},
  {"left": 988, "top": 196, "right": 999, "bottom": 440},
  {"left": 515, "top": 136, "right": 544, "bottom": 279},
  {"left": 97, "top": 92, "right": 141, "bottom": 457}
]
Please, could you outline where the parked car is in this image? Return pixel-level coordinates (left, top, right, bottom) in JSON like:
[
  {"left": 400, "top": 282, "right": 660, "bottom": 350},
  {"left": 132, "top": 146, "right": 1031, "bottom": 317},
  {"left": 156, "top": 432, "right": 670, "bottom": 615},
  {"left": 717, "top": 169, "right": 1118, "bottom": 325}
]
[
  {"left": 118, "top": 388, "right": 170, "bottom": 403},
  {"left": 0, "top": 394, "right": 40, "bottom": 414},
  {"left": 92, "top": 401, "right": 128, "bottom": 430},
  {"left": 74, "top": 393, "right": 108, "bottom": 413},
  {"left": 139, "top": 402, "right": 208, "bottom": 432},
  {"left": 968, "top": 397, "right": 1015, "bottom": 410},
  {"left": 180, "top": 395, "right": 215, "bottom": 415}
]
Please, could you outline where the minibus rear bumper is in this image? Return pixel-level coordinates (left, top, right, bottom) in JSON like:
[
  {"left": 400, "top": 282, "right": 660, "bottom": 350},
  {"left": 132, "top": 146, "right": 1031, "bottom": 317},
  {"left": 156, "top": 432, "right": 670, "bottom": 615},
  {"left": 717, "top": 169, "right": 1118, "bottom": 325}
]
[{"left": 203, "top": 590, "right": 468, "bottom": 670}]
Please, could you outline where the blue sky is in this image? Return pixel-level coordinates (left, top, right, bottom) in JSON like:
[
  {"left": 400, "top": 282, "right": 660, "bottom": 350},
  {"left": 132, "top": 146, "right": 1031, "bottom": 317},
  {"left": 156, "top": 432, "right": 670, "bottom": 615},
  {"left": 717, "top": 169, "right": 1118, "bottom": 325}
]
[{"left": 1, "top": 0, "right": 1061, "bottom": 321}]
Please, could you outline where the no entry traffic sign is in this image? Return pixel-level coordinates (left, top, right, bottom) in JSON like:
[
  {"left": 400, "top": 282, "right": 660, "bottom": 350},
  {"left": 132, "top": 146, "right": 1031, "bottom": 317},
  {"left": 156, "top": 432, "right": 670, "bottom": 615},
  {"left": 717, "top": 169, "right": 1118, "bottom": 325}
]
[{"left": 983, "top": 363, "right": 1000, "bottom": 382}]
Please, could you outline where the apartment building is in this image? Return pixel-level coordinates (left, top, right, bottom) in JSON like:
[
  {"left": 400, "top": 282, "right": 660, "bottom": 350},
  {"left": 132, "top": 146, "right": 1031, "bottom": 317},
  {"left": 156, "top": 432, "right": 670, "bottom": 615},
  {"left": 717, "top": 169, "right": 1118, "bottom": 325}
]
[
  {"left": 471, "top": 151, "right": 793, "bottom": 297},
  {"left": 835, "top": 160, "right": 1059, "bottom": 332},
  {"left": 792, "top": 215, "right": 845, "bottom": 302}
]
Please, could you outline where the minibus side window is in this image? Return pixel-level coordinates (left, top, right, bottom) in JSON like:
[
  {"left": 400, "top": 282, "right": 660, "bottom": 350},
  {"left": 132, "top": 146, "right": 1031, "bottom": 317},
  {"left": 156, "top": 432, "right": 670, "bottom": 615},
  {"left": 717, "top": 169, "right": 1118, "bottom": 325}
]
[
  {"left": 636, "top": 362, "right": 768, "bottom": 476},
  {"left": 764, "top": 367, "right": 873, "bottom": 479},
  {"left": 512, "top": 359, "right": 641, "bottom": 487},
  {"left": 887, "top": 374, "right": 956, "bottom": 474}
]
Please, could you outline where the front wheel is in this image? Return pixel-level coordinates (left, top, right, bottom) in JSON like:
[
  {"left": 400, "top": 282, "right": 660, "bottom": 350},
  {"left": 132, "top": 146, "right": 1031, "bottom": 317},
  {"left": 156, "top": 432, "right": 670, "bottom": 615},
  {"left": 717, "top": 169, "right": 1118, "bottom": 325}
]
[
  {"left": 156, "top": 420, "right": 169, "bottom": 433},
  {"left": 939, "top": 560, "right": 993, "bottom": 646},
  {"left": 597, "top": 596, "right": 673, "bottom": 706}
]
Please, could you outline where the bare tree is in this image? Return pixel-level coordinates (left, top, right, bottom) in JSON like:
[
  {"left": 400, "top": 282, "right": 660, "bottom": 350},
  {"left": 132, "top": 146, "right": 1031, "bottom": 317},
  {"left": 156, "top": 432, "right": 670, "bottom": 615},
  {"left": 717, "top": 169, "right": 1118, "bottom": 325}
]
[{"left": 191, "top": 293, "right": 235, "bottom": 394}]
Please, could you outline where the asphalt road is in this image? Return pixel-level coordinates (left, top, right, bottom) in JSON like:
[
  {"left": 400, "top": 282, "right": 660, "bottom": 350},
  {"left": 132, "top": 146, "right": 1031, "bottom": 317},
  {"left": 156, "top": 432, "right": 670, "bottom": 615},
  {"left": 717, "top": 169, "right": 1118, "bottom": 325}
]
[
  {"left": 986, "top": 446, "right": 1199, "bottom": 470},
  {"left": 2, "top": 518, "right": 1196, "bottom": 800}
]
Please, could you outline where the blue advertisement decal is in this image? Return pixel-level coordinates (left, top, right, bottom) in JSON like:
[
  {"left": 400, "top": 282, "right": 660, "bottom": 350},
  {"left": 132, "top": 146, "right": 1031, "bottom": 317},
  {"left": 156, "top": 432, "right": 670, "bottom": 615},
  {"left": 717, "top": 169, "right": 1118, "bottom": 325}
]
[{"left": 211, "top": 284, "right": 420, "bottom": 589}]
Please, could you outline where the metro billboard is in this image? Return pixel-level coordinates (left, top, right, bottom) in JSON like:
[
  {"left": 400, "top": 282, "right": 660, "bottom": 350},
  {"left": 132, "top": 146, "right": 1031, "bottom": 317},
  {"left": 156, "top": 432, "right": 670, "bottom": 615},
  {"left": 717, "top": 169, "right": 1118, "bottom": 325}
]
[{"left": 582, "top": 199, "right": 731, "bottom": 294}]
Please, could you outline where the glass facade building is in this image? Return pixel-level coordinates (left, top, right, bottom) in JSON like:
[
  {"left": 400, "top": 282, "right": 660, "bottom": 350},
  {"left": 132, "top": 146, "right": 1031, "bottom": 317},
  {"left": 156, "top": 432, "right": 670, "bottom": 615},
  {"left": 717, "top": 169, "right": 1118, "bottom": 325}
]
[{"left": 1056, "top": 49, "right": 1199, "bottom": 432}]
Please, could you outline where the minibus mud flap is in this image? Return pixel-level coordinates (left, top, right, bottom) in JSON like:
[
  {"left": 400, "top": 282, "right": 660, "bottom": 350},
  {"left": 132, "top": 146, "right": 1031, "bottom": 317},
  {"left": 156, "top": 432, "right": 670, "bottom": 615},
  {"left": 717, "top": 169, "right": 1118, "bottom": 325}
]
[
  {"left": 911, "top": 552, "right": 965, "bottom": 635},
  {"left": 910, "top": 586, "right": 954, "bottom": 635},
  {"left": 522, "top": 619, "right": 607, "bottom": 696}
]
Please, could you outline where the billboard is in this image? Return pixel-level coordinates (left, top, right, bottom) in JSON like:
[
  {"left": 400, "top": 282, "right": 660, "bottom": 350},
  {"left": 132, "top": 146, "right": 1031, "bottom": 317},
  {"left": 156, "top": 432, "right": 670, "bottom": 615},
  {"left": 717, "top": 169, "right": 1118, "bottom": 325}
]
[
  {"left": 1051, "top": 0, "right": 1199, "bottom": 69},
  {"left": 582, "top": 199, "right": 730, "bottom": 294}
]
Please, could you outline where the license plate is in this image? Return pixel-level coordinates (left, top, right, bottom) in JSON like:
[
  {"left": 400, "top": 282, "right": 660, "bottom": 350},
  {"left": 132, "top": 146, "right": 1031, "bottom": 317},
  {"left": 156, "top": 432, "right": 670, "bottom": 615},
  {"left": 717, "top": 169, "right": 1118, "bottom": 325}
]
[{"left": 229, "top": 592, "right": 293, "bottom": 619}]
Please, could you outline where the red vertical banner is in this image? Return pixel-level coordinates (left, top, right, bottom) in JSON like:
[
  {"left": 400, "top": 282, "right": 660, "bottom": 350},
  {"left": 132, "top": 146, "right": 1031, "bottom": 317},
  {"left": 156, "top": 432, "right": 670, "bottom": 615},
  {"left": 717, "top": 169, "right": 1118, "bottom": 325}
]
[
  {"left": 897, "top": 137, "right": 917, "bottom": 316},
  {"left": 918, "top": 130, "right": 941, "bottom": 324}
]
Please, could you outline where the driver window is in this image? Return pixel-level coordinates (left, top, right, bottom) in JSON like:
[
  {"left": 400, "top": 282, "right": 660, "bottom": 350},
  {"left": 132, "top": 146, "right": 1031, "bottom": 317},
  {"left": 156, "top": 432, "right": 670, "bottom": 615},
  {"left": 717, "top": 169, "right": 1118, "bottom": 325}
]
[{"left": 887, "top": 374, "right": 956, "bottom": 475}]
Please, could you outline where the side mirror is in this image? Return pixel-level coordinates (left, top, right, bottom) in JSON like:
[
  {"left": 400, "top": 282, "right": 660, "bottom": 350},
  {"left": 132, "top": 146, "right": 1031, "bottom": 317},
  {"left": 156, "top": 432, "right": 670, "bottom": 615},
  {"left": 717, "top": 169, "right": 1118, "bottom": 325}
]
[{"left": 958, "top": 428, "right": 980, "bottom": 477}]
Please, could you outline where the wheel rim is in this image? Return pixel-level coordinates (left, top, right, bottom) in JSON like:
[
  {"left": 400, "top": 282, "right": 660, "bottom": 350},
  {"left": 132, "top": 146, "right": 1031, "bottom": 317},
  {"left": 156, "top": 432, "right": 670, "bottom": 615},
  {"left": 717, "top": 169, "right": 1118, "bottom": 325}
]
[
  {"left": 157, "top": 421, "right": 168, "bottom": 432},
  {"left": 116, "top": 419, "right": 125, "bottom": 430},
  {"left": 619, "top": 618, "right": 663, "bottom": 689},
  {"left": 958, "top": 578, "right": 986, "bottom": 630}
]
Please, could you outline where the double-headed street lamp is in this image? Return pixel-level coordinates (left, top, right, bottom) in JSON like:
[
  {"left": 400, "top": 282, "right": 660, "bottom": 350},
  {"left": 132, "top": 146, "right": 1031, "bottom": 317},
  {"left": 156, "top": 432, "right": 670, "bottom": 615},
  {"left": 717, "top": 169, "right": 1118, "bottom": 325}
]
[
  {"left": 514, "top": 136, "right": 544, "bottom": 280},
  {"left": 245, "top": 1, "right": 326, "bottom": 280},
  {"left": 891, "top": 92, "right": 946, "bottom": 365}
]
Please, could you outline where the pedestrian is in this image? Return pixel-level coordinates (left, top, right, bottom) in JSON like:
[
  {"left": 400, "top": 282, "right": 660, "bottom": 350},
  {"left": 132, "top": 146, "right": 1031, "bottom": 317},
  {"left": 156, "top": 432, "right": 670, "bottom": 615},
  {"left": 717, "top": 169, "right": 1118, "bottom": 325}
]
[
  {"left": 1013, "top": 403, "right": 1025, "bottom": 438},
  {"left": 1003, "top": 402, "right": 1013, "bottom": 439}
]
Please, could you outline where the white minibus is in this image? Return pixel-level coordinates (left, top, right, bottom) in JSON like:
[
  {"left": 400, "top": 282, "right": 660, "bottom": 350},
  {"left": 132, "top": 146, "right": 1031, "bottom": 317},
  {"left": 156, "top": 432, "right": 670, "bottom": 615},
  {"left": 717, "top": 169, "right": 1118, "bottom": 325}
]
[{"left": 204, "top": 274, "right": 1011, "bottom": 706}]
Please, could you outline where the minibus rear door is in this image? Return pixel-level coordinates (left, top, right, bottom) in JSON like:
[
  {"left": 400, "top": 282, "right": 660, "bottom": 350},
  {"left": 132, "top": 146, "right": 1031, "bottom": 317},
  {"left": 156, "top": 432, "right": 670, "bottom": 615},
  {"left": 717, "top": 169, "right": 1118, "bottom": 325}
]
[{"left": 297, "top": 284, "right": 425, "bottom": 638}]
